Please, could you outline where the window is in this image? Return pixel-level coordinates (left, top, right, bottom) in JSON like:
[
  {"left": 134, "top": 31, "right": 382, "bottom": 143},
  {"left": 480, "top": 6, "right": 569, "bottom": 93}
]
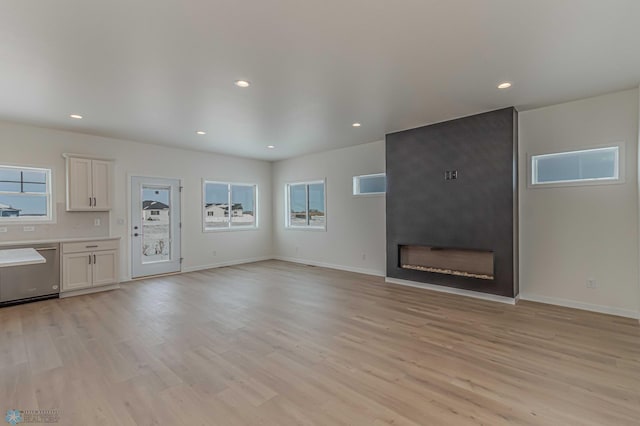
[
  {"left": 531, "top": 146, "right": 621, "bottom": 186},
  {"left": 285, "top": 180, "right": 326, "bottom": 229},
  {"left": 203, "top": 181, "right": 257, "bottom": 231},
  {"left": 353, "top": 173, "right": 386, "bottom": 195},
  {"left": 0, "top": 165, "right": 52, "bottom": 222}
]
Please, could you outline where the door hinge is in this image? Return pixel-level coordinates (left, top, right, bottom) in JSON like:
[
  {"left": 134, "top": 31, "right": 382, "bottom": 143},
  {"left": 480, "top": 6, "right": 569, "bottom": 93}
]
[
  {"left": 179, "top": 222, "right": 182, "bottom": 229},
  {"left": 180, "top": 257, "right": 184, "bottom": 264},
  {"left": 179, "top": 186, "right": 183, "bottom": 192}
]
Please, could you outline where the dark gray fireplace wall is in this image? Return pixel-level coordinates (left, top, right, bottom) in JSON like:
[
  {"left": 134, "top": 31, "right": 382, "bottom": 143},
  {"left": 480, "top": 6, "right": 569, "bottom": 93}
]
[{"left": 385, "top": 107, "right": 519, "bottom": 298}]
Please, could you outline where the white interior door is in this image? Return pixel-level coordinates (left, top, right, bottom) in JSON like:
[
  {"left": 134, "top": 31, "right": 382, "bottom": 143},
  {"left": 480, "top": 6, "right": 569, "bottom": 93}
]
[{"left": 131, "top": 176, "right": 181, "bottom": 278}]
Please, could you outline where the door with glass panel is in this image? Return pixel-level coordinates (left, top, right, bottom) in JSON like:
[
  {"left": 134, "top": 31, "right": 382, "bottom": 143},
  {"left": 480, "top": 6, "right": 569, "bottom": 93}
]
[{"left": 131, "top": 177, "right": 181, "bottom": 278}]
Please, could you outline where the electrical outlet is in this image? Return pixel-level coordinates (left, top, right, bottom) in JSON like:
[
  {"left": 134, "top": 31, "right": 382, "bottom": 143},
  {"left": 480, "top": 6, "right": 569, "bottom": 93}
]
[
  {"left": 23, "top": 226, "right": 35, "bottom": 232},
  {"left": 0, "top": 227, "right": 7, "bottom": 233},
  {"left": 586, "top": 278, "right": 597, "bottom": 289},
  {"left": 361, "top": 253, "right": 366, "bottom": 261},
  {"left": 212, "top": 250, "right": 217, "bottom": 257},
  {"left": 94, "top": 218, "right": 101, "bottom": 227}
]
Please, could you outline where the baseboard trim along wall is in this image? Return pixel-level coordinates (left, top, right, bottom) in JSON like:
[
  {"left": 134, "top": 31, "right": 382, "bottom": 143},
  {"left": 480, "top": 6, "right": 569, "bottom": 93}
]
[
  {"left": 60, "top": 284, "right": 121, "bottom": 298},
  {"left": 385, "top": 277, "right": 518, "bottom": 305},
  {"left": 519, "top": 293, "right": 640, "bottom": 320},
  {"left": 274, "top": 256, "right": 386, "bottom": 277},
  {"left": 182, "top": 256, "right": 275, "bottom": 273},
  {"left": 120, "top": 256, "right": 639, "bottom": 320}
]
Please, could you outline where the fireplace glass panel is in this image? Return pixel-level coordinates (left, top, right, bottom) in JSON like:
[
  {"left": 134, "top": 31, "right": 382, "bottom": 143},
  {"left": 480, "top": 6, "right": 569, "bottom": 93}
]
[{"left": 399, "top": 245, "right": 494, "bottom": 280}]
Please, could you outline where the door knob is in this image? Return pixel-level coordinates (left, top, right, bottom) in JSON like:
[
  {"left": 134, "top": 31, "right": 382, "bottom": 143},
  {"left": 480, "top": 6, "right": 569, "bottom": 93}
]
[{"left": 134, "top": 233, "right": 139, "bottom": 237}]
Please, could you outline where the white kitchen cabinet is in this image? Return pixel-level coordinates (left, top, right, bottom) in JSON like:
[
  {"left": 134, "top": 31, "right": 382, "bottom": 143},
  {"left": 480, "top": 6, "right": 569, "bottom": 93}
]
[
  {"left": 66, "top": 156, "right": 113, "bottom": 211},
  {"left": 62, "top": 252, "right": 93, "bottom": 291},
  {"left": 62, "top": 239, "right": 119, "bottom": 292},
  {"left": 92, "top": 250, "right": 118, "bottom": 286}
]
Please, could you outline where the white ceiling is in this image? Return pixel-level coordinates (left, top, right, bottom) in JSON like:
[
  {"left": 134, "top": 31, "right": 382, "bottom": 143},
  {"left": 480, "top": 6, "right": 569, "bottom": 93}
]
[{"left": 1, "top": 1, "right": 639, "bottom": 161}]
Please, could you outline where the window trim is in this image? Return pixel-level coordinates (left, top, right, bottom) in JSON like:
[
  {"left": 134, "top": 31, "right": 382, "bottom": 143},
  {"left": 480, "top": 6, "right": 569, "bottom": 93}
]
[
  {"left": 528, "top": 143, "right": 625, "bottom": 189},
  {"left": 353, "top": 173, "right": 386, "bottom": 196},
  {"left": 285, "top": 178, "right": 327, "bottom": 231},
  {"left": 202, "top": 180, "right": 258, "bottom": 232},
  {"left": 0, "top": 164, "right": 55, "bottom": 224}
]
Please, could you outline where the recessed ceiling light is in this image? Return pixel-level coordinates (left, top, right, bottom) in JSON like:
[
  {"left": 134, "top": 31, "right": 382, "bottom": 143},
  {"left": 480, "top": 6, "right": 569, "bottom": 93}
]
[
  {"left": 69, "top": 114, "right": 83, "bottom": 119},
  {"left": 267, "top": 145, "right": 275, "bottom": 149},
  {"left": 196, "top": 131, "right": 207, "bottom": 135},
  {"left": 352, "top": 122, "right": 361, "bottom": 127},
  {"left": 234, "top": 80, "right": 250, "bottom": 88},
  {"left": 497, "top": 82, "right": 512, "bottom": 89}
]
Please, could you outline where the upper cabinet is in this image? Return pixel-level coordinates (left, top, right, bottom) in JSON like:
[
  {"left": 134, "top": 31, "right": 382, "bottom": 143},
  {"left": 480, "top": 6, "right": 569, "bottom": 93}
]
[{"left": 65, "top": 155, "right": 114, "bottom": 211}]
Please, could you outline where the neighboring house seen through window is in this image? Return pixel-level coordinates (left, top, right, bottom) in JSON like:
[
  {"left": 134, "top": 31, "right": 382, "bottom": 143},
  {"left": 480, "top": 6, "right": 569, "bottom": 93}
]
[
  {"left": 203, "top": 181, "right": 257, "bottom": 231},
  {"left": 0, "top": 165, "right": 52, "bottom": 222}
]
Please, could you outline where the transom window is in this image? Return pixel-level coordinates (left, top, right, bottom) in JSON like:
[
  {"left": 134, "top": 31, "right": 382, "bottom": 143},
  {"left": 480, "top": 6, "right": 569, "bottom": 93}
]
[
  {"left": 203, "top": 181, "right": 257, "bottom": 231},
  {"left": 0, "top": 165, "right": 52, "bottom": 221},
  {"left": 353, "top": 173, "right": 386, "bottom": 195},
  {"left": 285, "top": 180, "right": 326, "bottom": 229},
  {"left": 531, "top": 146, "right": 621, "bottom": 186}
]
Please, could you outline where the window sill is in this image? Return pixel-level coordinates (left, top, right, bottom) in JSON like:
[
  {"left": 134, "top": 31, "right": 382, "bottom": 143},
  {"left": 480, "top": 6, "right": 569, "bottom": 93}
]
[
  {"left": 203, "top": 226, "right": 259, "bottom": 233},
  {"left": 528, "top": 177, "right": 624, "bottom": 189},
  {"left": 0, "top": 218, "right": 56, "bottom": 226},
  {"left": 284, "top": 226, "right": 327, "bottom": 232},
  {"left": 352, "top": 192, "right": 385, "bottom": 197}
]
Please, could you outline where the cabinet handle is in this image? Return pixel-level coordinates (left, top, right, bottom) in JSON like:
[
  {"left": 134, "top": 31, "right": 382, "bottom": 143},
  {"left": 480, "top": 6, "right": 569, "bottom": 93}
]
[
  {"left": 89, "top": 254, "right": 92, "bottom": 264},
  {"left": 93, "top": 254, "right": 96, "bottom": 264},
  {"left": 89, "top": 197, "right": 93, "bottom": 207},
  {"left": 86, "top": 245, "right": 98, "bottom": 248},
  {"left": 94, "top": 197, "right": 97, "bottom": 207}
]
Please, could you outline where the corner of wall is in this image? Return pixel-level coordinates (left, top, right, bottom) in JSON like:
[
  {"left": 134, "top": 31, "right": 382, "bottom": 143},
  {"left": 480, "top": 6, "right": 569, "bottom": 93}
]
[
  {"left": 269, "top": 159, "right": 277, "bottom": 258},
  {"left": 637, "top": 85, "right": 640, "bottom": 321}
]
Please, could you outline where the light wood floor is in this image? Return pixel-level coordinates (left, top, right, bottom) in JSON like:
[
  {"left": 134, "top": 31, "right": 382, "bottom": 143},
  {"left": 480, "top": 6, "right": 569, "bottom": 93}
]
[{"left": 1, "top": 260, "right": 639, "bottom": 425}]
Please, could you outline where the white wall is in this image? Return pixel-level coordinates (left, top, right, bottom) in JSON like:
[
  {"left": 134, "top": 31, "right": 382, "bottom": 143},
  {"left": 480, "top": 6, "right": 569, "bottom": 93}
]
[
  {"left": 272, "top": 141, "right": 386, "bottom": 276},
  {"left": 0, "top": 121, "right": 273, "bottom": 281},
  {"left": 519, "top": 89, "right": 640, "bottom": 318},
  {"left": 3, "top": 90, "right": 639, "bottom": 319}
]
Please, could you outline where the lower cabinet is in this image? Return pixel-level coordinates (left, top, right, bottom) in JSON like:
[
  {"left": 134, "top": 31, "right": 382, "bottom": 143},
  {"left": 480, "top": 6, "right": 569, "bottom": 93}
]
[
  {"left": 62, "top": 252, "right": 93, "bottom": 291},
  {"left": 62, "top": 239, "right": 119, "bottom": 292},
  {"left": 92, "top": 250, "right": 118, "bottom": 286}
]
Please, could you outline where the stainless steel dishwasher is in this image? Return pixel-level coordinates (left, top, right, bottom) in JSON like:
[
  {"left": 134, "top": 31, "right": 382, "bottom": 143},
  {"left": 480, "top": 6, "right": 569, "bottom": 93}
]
[{"left": 0, "top": 243, "right": 60, "bottom": 305}]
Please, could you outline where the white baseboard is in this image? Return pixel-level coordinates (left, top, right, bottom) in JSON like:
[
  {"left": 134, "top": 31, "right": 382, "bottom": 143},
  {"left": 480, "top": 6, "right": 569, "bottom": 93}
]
[
  {"left": 60, "top": 283, "right": 120, "bottom": 298},
  {"left": 182, "top": 256, "right": 274, "bottom": 273},
  {"left": 274, "top": 256, "right": 386, "bottom": 277},
  {"left": 385, "top": 277, "right": 517, "bottom": 305},
  {"left": 519, "top": 293, "right": 640, "bottom": 319}
]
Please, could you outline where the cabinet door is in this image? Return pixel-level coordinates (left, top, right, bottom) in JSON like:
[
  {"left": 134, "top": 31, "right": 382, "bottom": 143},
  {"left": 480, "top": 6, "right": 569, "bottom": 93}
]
[
  {"left": 92, "top": 250, "right": 118, "bottom": 286},
  {"left": 91, "top": 160, "right": 112, "bottom": 210},
  {"left": 67, "top": 157, "right": 93, "bottom": 210},
  {"left": 62, "top": 253, "right": 93, "bottom": 291}
]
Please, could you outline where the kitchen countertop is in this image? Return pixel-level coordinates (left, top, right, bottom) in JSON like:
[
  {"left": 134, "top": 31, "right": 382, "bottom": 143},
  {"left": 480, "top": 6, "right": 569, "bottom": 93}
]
[
  {"left": 0, "top": 236, "right": 121, "bottom": 248},
  {"left": 0, "top": 248, "right": 46, "bottom": 267}
]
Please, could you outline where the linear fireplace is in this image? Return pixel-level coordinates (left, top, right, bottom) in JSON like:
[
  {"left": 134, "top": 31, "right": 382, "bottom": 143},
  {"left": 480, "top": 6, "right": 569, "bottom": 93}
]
[
  {"left": 386, "top": 107, "right": 518, "bottom": 298},
  {"left": 399, "top": 245, "right": 494, "bottom": 280}
]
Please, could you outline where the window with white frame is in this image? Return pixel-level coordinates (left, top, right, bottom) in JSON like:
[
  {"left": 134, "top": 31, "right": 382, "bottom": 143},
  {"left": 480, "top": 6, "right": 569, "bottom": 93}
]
[
  {"left": 285, "top": 180, "right": 326, "bottom": 229},
  {"left": 531, "top": 146, "right": 621, "bottom": 186},
  {"left": 0, "top": 165, "right": 52, "bottom": 221},
  {"left": 203, "top": 181, "right": 257, "bottom": 231},
  {"left": 353, "top": 173, "right": 386, "bottom": 195}
]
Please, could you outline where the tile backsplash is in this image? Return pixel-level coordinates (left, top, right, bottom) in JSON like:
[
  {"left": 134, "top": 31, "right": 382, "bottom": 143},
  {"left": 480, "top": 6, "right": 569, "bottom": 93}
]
[{"left": 0, "top": 203, "right": 110, "bottom": 242}]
